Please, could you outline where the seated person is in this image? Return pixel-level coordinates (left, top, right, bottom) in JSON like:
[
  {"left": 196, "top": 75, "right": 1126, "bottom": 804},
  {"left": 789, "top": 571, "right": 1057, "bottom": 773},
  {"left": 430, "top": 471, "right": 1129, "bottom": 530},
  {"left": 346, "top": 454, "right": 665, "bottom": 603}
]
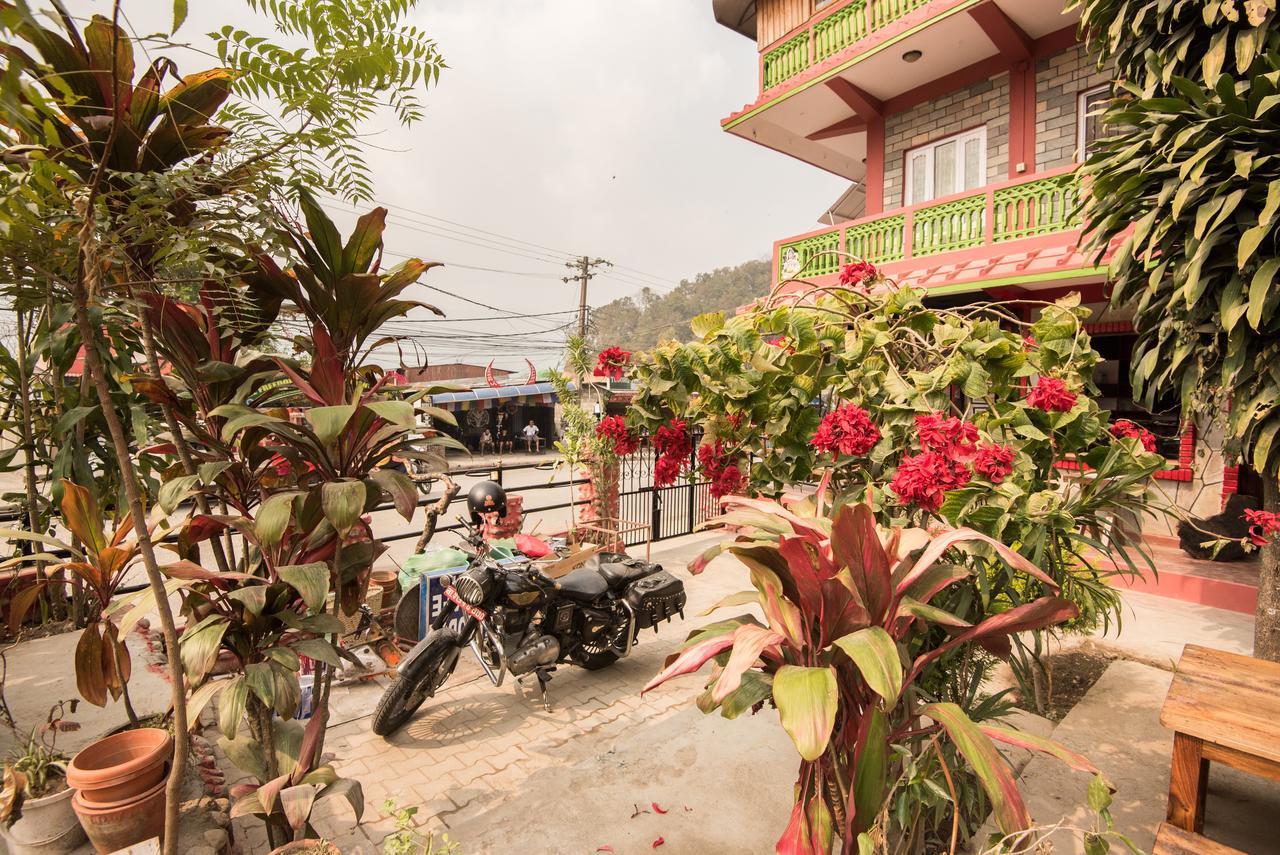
[
  {"left": 522, "top": 421, "right": 542, "bottom": 452},
  {"left": 479, "top": 428, "right": 495, "bottom": 454}
]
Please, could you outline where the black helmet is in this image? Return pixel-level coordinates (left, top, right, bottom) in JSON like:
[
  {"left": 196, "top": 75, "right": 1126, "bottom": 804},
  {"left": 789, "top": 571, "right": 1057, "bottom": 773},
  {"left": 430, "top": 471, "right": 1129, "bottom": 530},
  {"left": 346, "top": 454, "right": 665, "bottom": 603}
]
[{"left": 467, "top": 480, "right": 507, "bottom": 525}]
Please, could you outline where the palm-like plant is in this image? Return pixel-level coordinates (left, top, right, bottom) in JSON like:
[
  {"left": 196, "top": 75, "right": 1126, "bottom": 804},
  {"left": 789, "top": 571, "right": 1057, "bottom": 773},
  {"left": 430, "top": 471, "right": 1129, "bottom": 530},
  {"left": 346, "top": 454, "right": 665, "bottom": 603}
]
[{"left": 648, "top": 496, "right": 1102, "bottom": 853}]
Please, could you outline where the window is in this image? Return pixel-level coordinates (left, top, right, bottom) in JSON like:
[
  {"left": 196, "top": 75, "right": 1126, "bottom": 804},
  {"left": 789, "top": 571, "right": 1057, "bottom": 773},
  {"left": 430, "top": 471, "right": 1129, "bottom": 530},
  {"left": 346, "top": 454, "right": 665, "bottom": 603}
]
[
  {"left": 904, "top": 128, "right": 987, "bottom": 205},
  {"left": 1077, "top": 85, "right": 1116, "bottom": 160}
]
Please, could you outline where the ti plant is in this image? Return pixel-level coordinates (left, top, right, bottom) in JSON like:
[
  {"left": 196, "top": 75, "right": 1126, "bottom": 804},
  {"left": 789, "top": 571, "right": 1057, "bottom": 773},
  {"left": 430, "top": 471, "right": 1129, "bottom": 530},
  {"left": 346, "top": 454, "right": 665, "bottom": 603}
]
[
  {"left": 3, "top": 481, "right": 147, "bottom": 719},
  {"left": 647, "top": 496, "right": 1104, "bottom": 854},
  {"left": 132, "top": 192, "right": 462, "bottom": 848}
]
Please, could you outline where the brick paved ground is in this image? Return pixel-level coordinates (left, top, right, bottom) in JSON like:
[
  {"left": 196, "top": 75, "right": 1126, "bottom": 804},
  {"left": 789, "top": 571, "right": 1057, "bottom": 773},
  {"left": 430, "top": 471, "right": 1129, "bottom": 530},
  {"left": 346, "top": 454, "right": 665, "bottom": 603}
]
[{"left": 224, "top": 531, "right": 753, "bottom": 854}]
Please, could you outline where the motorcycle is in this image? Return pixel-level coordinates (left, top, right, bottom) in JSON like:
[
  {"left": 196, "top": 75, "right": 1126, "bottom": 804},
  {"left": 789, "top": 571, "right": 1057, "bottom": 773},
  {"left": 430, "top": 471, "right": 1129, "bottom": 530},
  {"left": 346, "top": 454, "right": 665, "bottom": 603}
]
[{"left": 371, "top": 521, "right": 687, "bottom": 736}]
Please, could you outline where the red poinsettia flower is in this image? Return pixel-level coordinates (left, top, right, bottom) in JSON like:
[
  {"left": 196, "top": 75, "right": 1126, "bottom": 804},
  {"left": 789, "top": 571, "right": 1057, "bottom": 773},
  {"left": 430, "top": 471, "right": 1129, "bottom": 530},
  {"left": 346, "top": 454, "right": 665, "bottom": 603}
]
[
  {"left": 1109, "top": 419, "right": 1157, "bottom": 453},
  {"left": 595, "top": 415, "right": 640, "bottom": 456},
  {"left": 1026, "top": 376, "right": 1077, "bottom": 413},
  {"left": 1244, "top": 509, "right": 1280, "bottom": 547},
  {"left": 593, "top": 346, "right": 632, "bottom": 380},
  {"left": 840, "top": 261, "right": 879, "bottom": 288},
  {"left": 915, "top": 413, "right": 979, "bottom": 458},
  {"left": 654, "top": 454, "right": 683, "bottom": 488},
  {"left": 698, "top": 440, "right": 748, "bottom": 498},
  {"left": 653, "top": 419, "right": 692, "bottom": 460},
  {"left": 811, "top": 404, "right": 881, "bottom": 458},
  {"left": 972, "top": 443, "right": 1015, "bottom": 483},
  {"left": 889, "top": 451, "right": 972, "bottom": 512}
]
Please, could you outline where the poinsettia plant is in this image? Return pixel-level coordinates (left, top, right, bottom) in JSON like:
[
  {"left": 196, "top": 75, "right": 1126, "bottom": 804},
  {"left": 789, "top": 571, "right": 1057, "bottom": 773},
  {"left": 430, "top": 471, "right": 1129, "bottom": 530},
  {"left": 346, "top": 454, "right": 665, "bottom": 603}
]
[
  {"left": 630, "top": 275, "right": 1164, "bottom": 710},
  {"left": 651, "top": 495, "right": 1106, "bottom": 854}
]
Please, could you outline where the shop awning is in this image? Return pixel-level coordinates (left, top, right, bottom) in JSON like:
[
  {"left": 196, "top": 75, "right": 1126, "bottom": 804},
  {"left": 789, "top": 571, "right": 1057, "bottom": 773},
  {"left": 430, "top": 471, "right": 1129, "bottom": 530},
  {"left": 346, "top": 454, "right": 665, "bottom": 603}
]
[{"left": 427, "top": 382, "right": 558, "bottom": 411}]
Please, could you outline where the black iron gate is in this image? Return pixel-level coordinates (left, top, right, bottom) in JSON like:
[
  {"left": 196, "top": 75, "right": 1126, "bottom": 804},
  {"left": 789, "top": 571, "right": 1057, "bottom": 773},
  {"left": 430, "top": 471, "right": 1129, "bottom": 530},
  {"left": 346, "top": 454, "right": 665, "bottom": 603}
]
[{"left": 617, "top": 432, "right": 713, "bottom": 546}]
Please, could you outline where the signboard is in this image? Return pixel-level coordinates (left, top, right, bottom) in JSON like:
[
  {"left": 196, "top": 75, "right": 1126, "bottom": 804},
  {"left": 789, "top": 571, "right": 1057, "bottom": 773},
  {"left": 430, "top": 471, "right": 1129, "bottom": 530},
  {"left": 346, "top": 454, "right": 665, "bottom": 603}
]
[{"left": 417, "top": 567, "right": 469, "bottom": 638}]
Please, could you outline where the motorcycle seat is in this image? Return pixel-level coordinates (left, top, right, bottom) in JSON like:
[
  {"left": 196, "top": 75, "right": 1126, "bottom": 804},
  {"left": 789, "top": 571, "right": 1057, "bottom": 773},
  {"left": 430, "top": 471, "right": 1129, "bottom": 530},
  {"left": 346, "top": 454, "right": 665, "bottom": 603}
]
[
  {"left": 597, "top": 559, "right": 659, "bottom": 587},
  {"left": 556, "top": 567, "right": 609, "bottom": 602}
]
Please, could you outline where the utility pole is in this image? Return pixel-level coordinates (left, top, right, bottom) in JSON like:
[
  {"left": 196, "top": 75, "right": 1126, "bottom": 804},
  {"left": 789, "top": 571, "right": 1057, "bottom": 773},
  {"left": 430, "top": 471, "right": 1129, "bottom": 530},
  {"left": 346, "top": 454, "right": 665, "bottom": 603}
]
[{"left": 563, "top": 255, "right": 611, "bottom": 338}]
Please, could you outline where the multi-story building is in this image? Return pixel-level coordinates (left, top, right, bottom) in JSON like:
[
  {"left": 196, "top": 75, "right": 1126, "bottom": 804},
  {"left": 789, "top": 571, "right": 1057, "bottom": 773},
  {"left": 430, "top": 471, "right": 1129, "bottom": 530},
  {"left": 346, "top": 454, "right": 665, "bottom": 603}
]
[{"left": 711, "top": 0, "right": 1260, "bottom": 602}]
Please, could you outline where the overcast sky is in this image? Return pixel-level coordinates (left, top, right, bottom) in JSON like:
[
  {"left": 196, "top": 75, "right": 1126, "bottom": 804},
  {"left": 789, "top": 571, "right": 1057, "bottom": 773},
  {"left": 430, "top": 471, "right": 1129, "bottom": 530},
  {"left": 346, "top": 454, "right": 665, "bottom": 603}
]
[{"left": 67, "top": 1, "right": 846, "bottom": 370}]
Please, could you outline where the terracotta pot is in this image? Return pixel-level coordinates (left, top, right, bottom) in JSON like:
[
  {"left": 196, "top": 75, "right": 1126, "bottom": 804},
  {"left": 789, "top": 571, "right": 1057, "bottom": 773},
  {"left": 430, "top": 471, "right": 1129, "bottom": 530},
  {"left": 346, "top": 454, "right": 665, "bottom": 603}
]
[
  {"left": 268, "top": 840, "right": 341, "bottom": 855},
  {"left": 71, "top": 774, "right": 166, "bottom": 854},
  {"left": 371, "top": 569, "right": 399, "bottom": 600},
  {"left": 0, "top": 782, "right": 87, "bottom": 855},
  {"left": 66, "top": 728, "right": 172, "bottom": 805}
]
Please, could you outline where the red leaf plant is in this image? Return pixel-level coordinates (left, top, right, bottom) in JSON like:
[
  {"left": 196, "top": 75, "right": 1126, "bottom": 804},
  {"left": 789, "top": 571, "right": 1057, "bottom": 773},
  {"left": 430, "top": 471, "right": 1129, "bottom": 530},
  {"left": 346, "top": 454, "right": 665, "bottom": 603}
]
[{"left": 645, "top": 496, "right": 1101, "bottom": 854}]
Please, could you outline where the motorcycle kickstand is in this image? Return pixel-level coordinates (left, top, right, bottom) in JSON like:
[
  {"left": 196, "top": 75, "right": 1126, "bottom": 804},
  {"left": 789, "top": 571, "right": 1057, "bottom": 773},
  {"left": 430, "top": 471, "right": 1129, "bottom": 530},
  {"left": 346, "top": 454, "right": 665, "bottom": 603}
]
[{"left": 533, "top": 668, "right": 553, "bottom": 713}]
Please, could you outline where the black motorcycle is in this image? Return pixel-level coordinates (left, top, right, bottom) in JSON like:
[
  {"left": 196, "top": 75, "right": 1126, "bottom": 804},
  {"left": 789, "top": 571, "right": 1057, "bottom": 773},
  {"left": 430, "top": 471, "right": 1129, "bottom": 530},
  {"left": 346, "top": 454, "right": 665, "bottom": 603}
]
[{"left": 371, "top": 517, "right": 687, "bottom": 736}]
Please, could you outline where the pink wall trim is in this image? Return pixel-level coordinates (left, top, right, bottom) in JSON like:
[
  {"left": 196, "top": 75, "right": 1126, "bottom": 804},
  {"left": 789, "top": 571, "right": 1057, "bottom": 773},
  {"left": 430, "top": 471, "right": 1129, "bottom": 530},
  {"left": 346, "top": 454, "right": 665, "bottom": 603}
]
[{"left": 1108, "top": 568, "right": 1258, "bottom": 615}]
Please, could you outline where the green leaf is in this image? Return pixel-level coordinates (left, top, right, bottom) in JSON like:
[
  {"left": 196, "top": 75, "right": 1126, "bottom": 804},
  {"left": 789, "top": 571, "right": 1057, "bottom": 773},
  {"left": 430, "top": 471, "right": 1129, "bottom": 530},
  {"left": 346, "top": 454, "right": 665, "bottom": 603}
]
[
  {"left": 307, "top": 405, "right": 356, "bottom": 445},
  {"left": 369, "top": 469, "right": 417, "bottom": 521},
  {"left": 245, "top": 661, "right": 274, "bottom": 708},
  {"left": 218, "top": 676, "right": 248, "bottom": 739},
  {"left": 276, "top": 562, "right": 331, "bottom": 612},
  {"left": 321, "top": 479, "right": 367, "bottom": 535},
  {"left": 256, "top": 491, "right": 298, "bottom": 546},
  {"left": 290, "top": 637, "right": 341, "bottom": 667},
  {"left": 832, "top": 627, "right": 902, "bottom": 707},
  {"left": 185, "top": 678, "right": 227, "bottom": 731},
  {"left": 720, "top": 670, "right": 773, "bottom": 720},
  {"left": 314, "top": 777, "right": 365, "bottom": 824},
  {"left": 772, "top": 665, "right": 838, "bottom": 761},
  {"left": 1247, "top": 259, "right": 1280, "bottom": 329},
  {"left": 172, "top": 0, "right": 188, "bottom": 33},
  {"left": 218, "top": 735, "right": 267, "bottom": 782},
  {"left": 228, "top": 585, "right": 269, "bottom": 616},
  {"left": 924, "top": 702, "right": 1030, "bottom": 835},
  {"left": 851, "top": 707, "right": 887, "bottom": 835},
  {"left": 690, "top": 311, "right": 725, "bottom": 339},
  {"left": 1087, "top": 773, "right": 1114, "bottom": 815},
  {"left": 365, "top": 400, "right": 414, "bottom": 428},
  {"left": 179, "top": 616, "right": 228, "bottom": 683}
]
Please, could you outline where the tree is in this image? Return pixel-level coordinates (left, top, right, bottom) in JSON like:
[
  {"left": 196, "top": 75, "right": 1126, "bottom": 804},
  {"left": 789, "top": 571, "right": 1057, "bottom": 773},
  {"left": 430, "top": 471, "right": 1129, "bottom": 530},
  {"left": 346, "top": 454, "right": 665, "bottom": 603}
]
[{"left": 1074, "top": 0, "right": 1280, "bottom": 658}]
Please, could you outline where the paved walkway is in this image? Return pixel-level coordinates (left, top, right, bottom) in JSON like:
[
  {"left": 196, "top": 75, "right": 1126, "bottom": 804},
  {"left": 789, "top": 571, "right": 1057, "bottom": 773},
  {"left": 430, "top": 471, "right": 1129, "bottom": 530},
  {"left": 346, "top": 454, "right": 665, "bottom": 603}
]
[{"left": 228, "top": 532, "right": 754, "bottom": 854}]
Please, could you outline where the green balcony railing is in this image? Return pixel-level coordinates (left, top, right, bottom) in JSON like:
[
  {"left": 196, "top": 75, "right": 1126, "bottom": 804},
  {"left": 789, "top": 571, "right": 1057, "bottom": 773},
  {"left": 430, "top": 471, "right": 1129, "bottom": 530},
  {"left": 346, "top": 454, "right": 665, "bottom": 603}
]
[
  {"left": 775, "top": 168, "right": 1084, "bottom": 280},
  {"left": 913, "top": 194, "right": 986, "bottom": 256},
  {"left": 993, "top": 172, "right": 1080, "bottom": 242},
  {"left": 760, "top": 0, "right": 934, "bottom": 90},
  {"left": 845, "top": 214, "right": 905, "bottom": 264}
]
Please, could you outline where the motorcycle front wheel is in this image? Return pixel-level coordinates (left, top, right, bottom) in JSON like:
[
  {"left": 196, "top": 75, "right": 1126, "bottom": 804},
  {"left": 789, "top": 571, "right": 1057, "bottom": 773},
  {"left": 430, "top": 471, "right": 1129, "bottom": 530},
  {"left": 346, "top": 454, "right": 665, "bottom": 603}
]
[{"left": 372, "top": 629, "right": 460, "bottom": 736}]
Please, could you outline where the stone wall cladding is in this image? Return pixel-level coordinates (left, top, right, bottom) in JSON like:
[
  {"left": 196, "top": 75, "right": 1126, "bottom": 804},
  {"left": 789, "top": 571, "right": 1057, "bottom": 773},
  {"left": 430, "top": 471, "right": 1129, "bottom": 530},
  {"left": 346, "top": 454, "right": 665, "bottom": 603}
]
[
  {"left": 1035, "top": 43, "right": 1114, "bottom": 172},
  {"left": 883, "top": 72, "right": 1009, "bottom": 211}
]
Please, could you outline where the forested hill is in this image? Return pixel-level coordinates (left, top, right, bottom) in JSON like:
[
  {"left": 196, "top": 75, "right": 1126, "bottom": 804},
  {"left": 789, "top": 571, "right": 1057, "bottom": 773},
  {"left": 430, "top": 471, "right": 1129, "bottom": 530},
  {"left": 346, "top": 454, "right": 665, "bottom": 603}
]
[{"left": 588, "top": 258, "right": 771, "bottom": 352}]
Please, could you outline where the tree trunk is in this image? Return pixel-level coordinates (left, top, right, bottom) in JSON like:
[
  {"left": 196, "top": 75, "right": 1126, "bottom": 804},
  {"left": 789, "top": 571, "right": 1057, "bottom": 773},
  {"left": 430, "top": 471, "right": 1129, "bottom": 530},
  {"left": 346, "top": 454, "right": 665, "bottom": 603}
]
[
  {"left": 71, "top": 243, "right": 187, "bottom": 855},
  {"left": 13, "top": 311, "right": 57, "bottom": 619},
  {"left": 1255, "top": 476, "right": 1280, "bottom": 661}
]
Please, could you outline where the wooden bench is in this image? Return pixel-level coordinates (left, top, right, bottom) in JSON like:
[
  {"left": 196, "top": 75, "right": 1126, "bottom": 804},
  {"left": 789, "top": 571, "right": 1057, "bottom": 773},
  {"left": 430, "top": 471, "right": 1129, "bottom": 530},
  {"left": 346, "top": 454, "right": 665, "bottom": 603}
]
[
  {"left": 1152, "top": 822, "right": 1245, "bottom": 855},
  {"left": 1160, "top": 644, "right": 1280, "bottom": 836}
]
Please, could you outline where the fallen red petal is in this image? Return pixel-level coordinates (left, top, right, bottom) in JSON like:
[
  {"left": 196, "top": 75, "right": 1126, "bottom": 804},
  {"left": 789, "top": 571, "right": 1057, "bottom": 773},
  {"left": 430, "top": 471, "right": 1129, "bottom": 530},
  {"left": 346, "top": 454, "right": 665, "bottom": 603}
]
[
  {"left": 652, "top": 838, "right": 665, "bottom": 849},
  {"left": 651, "top": 802, "right": 668, "bottom": 814}
]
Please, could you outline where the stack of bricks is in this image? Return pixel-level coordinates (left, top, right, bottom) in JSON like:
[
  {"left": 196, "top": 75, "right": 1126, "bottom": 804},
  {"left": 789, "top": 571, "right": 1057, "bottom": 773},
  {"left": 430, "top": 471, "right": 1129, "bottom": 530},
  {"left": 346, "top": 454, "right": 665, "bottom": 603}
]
[{"left": 482, "top": 493, "right": 523, "bottom": 540}]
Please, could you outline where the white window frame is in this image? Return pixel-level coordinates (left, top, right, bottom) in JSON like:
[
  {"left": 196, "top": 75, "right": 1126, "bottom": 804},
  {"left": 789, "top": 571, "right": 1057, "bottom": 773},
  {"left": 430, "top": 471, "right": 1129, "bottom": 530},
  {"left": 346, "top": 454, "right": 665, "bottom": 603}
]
[
  {"left": 904, "top": 127, "right": 987, "bottom": 206},
  {"left": 1077, "top": 85, "right": 1110, "bottom": 161}
]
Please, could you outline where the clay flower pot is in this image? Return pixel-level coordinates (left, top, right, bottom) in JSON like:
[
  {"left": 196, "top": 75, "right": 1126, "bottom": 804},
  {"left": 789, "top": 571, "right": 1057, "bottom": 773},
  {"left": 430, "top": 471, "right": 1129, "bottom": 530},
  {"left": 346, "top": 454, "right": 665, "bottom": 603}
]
[
  {"left": 269, "top": 841, "right": 342, "bottom": 855},
  {"left": 0, "top": 781, "right": 87, "bottom": 855},
  {"left": 66, "top": 728, "right": 172, "bottom": 805},
  {"left": 371, "top": 569, "right": 399, "bottom": 602},
  {"left": 71, "top": 775, "right": 166, "bottom": 854}
]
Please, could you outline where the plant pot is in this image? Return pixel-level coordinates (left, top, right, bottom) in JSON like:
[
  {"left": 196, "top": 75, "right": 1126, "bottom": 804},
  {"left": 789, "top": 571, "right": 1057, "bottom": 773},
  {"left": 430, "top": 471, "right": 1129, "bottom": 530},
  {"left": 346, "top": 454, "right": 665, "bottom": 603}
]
[
  {"left": 66, "top": 728, "right": 172, "bottom": 805},
  {"left": 0, "top": 784, "right": 87, "bottom": 855},
  {"left": 71, "top": 773, "right": 166, "bottom": 854},
  {"left": 371, "top": 569, "right": 399, "bottom": 602},
  {"left": 268, "top": 840, "right": 341, "bottom": 855}
]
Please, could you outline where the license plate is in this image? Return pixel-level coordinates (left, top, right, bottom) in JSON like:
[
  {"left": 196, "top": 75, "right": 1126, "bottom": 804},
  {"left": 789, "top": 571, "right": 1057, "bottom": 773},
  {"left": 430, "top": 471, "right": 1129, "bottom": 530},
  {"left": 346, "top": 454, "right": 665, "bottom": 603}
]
[{"left": 444, "top": 585, "right": 487, "bottom": 621}]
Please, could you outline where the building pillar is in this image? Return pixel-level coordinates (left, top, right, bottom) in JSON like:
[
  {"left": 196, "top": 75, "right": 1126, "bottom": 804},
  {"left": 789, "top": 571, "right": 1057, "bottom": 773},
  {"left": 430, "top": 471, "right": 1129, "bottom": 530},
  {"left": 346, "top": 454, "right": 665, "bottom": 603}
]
[
  {"left": 865, "top": 116, "right": 886, "bottom": 215},
  {"left": 1008, "top": 61, "right": 1037, "bottom": 177}
]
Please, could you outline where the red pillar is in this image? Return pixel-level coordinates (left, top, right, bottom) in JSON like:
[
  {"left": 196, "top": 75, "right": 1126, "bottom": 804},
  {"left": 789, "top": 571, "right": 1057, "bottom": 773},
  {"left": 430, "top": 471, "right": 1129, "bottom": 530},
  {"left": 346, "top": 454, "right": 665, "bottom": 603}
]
[
  {"left": 1007, "top": 61, "right": 1037, "bottom": 178},
  {"left": 865, "top": 117, "right": 886, "bottom": 215}
]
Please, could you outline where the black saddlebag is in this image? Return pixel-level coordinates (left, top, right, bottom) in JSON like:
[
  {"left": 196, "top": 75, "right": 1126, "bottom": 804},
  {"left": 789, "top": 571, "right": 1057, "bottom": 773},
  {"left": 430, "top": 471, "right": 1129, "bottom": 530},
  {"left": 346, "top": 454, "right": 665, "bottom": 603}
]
[{"left": 624, "top": 569, "right": 686, "bottom": 629}]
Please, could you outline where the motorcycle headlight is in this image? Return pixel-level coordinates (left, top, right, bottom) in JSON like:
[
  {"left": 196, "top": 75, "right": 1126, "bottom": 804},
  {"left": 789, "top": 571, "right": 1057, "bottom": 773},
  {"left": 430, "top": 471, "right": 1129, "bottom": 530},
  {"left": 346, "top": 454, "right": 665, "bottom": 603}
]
[{"left": 453, "top": 565, "right": 493, "bottom": 606}]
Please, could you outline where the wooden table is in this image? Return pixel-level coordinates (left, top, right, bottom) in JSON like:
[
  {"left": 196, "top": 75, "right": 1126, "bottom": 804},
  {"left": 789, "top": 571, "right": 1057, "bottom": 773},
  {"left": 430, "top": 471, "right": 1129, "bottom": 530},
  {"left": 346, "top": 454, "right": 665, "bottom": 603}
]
[{"left": 1160, "top": 644, "right": 1280, "bottom": 833}]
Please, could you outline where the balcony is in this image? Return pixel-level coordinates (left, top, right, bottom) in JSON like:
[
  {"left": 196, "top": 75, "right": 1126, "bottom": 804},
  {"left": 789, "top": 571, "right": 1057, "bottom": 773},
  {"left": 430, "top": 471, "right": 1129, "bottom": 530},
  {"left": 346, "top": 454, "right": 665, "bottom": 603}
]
[
  {"left": 719, "top": 0, "right": 1080, "bottom": 185},
  {"left": 772, "top": 167, "right": 1109, "bottom": 294},
  {"left": 760, "top": 0, "right": 932, "bottom": 91}
]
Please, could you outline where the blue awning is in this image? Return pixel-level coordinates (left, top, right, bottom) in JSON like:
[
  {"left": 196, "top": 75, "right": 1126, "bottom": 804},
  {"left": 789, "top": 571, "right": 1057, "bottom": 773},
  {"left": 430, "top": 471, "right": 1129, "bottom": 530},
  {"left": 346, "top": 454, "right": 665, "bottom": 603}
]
[{"left": 427, "top": 382, "right": 558, "bottom": 409}]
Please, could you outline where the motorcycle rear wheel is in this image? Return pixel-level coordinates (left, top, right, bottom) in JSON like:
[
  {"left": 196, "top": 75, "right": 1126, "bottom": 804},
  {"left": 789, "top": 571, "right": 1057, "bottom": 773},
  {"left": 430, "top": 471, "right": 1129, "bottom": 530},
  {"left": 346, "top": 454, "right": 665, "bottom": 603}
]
[{"left": 372, "top": 629, "right": 460, "bottom": 736}]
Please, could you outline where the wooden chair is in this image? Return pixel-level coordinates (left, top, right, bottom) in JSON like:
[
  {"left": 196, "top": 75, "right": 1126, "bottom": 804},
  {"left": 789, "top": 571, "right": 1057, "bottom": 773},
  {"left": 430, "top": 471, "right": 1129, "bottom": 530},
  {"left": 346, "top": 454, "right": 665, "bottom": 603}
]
[
  {"left": 1152, "top": 822, "right": 1244, "bottom": 855},
  {"left": 1160, "top": 645, "right": 1280, "bottom": 835}
]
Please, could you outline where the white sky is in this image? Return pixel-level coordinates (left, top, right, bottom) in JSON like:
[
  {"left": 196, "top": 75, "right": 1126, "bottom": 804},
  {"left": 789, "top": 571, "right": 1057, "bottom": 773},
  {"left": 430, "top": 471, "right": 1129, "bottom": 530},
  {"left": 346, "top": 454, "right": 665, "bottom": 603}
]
[{"left": 63, "top": 1, "right": 847, "bottom": 370}]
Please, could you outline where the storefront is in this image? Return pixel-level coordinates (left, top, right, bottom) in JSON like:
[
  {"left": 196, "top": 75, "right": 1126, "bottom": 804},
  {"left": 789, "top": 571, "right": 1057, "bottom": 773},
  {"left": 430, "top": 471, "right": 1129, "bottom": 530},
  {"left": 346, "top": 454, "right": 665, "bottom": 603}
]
[{"left": 424, "top": 382, "right": 559, "bottom": 451}]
